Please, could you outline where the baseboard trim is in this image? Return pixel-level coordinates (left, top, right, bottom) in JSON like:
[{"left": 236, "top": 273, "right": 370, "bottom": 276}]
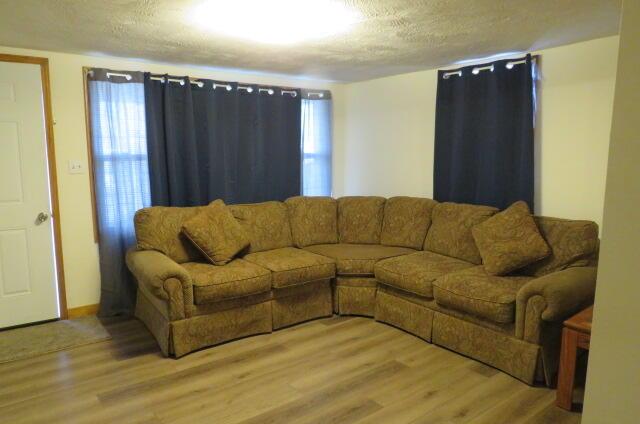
[{"left": 67, "top": 304, "right": 99, "bottom": 319}]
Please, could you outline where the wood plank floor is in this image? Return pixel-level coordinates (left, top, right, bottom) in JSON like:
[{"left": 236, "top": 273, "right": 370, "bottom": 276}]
[{"left": 0, "top": 316, "right": 583, "bottom": 424}]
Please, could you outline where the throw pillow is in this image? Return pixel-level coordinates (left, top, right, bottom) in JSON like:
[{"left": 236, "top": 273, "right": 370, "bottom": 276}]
[
  {"left": 472, "top": 201, "right": 550, "bottom": 275},
  {"left": 181, "top": 199, "right": 250, "bottom": 265}
]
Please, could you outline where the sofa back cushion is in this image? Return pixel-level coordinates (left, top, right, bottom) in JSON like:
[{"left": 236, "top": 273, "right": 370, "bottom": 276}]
[
  {"left": 337, "top": 196, "right": 386, "bottom": 244},
  {"left": 380, "top": 197, "right": 438, "bottom": 249},
  {"left": 521, "top": 216, "right": 599, "bottom": 277},
  {"left": 424, "top": 202, "right": 498, "bottom": 264},
  {"left": 134, "top": 206, "right": 206, "bottom": 263},
  {"left": 285, "top": 196, "right": 338, "bottom": 247},
  {"left": 228, "top": 201, "right": 293, "bottom": 253}
]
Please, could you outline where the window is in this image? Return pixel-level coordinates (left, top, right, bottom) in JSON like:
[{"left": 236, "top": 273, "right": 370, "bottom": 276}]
[
  {"left": 301, "top": 98, "right": 332, "bottom": 196},
  {"left": 87, "top": 70, "right": 152, "bottom": 315},
  {"left": 88, "top": 76, "right": 151, "bottom": 236}
]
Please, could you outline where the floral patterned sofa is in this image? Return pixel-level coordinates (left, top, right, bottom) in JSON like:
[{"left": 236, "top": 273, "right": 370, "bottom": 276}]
[{"left": 126, "top": 196, "right": 599, "bottom": 386}]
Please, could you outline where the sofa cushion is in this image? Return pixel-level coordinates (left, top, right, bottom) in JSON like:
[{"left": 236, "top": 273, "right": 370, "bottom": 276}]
[
  {"left": 424, "top": 202, "right": 498, "bottom": 264},
  {"left": 521, "top": 217, "right": 599, "bottom": 277},
  {"left": 182, "top": 260, "right": 272, "bottom": 304},
  {"left": 134, "top": 206, "right": 206, "bottom": 263},
  {"left": 380, "top": 197, "right": 438, "bottom": 249},
  {"left": 334, "top": 276, "right": 379, "bottom": 288},
  {"left": 472, "top": 201, "right": 550, "bottom": 275},
  {"left": 228, "top": 201, "right": 293, "bottom": 253},
  {"left": 244, "top": 247, "right": 335, "bottom": 288},
  {"left": 433, "top": 266, "right": 533, "bottom": 323},
  {"left": 285, "top": 196, "right": 338, "bottom": 247},
  {"left": 304, "top": 243, "right": 415, "bottom": 276},
  {"left": 337, "top": 196, "right": 386, "bottom": 244},
  {"left": 375, "top": 251, "right": 474, "bottom": 298},
  {"left": 181, "top": 200, "right": 250, "bottom": 266}
]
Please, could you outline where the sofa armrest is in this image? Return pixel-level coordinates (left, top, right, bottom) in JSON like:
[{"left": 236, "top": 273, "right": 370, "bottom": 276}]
[
  {"left": 126, "top": 248, "right": 194, "bottom": 320},
  {"left": 515, "top": 266, "right": 597, "bottom": 340}
]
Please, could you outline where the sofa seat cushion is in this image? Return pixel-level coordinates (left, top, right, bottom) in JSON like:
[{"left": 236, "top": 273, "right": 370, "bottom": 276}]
[
  {"left": 304, "top": 244, "right": 415, "bottom": 276},
  {"left": 335, "top": 276, "right": 378, "bottom": 288},
  {"left": 433, "top": 266, "right": 533, "bottom": 323},
  {"left": 375, "top": 251, "right": 474, "bottom": 298},
  {"left": 182, "top": 260, "right": 272, "bottom": 304},
  {"left": 243, "top": 247, "right": 335, "bottom": 288}
]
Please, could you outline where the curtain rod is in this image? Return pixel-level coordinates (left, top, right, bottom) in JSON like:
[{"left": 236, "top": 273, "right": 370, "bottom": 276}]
[
  {"left": 442, "top": 57, "right": 534, "bottom": 79},
  {"left": 97, "top": 70, "right": 326, "bottom": 97}
]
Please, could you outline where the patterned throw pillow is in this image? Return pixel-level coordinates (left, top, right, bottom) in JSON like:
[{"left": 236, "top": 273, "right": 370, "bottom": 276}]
[
  {"left": 472, "top": 201, "right": 550, "bottom": 275},
  {"left": 181, "top": 200, "right": 250, "bottom": 265}
]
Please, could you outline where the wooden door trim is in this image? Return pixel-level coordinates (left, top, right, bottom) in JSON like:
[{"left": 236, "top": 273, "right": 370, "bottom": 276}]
[
  {"left": 0, "top": 53, "right": 68, "bottom": 319},
  {"left": 82, "top": 67, "right": 100, "bottom": 243}
]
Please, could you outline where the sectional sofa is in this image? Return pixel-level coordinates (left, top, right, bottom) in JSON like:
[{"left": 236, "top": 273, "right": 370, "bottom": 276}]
[{"left": 126, "top": 196, "right": 599, "bottom": 386}]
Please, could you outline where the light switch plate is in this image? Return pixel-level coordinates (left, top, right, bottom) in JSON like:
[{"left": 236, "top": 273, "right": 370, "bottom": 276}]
[{"left": 68, "top": 160, "right": 85, "bottom": 174}]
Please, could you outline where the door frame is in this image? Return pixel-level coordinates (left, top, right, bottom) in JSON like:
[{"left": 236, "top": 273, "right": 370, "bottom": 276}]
[{"left": 0, "top": 53, "right": 68, "bottom": 320}]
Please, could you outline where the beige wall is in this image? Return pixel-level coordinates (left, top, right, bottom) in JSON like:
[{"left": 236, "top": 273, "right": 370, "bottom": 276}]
[
  {"left": 0, "top": 36, "right": 621, "bottom": 311},
  {"left": 0, "top": 45, "right": 342, "bottom": 309},
  {"left": 333, "top": 66, "right": 438, "bottom": 198},
  {"left": 583, "top": 1, "right": 640, "bottom": 422},
  {"left": 334, "top": 36, "right": 619, "bottom": 228}
]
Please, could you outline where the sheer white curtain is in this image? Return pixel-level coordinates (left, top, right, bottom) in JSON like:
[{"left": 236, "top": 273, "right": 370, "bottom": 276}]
[
  {"left": 88, "top": 70, "right": 151, "bottom": 315},
  {"left": 301, "top": 98, "right": 332, "bottom": 196}
]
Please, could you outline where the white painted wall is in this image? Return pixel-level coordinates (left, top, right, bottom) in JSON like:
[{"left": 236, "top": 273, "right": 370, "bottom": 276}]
[
  {"left": 335, "top": 36, "right": 619, "bottom": 228},
  {"left": 334, "top": 67, "right": 438, "bottom": 198},
  {"left": 0, "top": 45, "right": 342, "bottom": 310},
  {"left": 583, "top": 1, "right": 640, "bottom": 422}
]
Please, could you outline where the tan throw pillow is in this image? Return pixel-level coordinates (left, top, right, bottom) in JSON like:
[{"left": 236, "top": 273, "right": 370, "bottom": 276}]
[
  {"left": 181, "top": 200, "right": 250, "bottom": 265},
  {"left": 472, "top": 201, "right": 550, "bottom": 276}
]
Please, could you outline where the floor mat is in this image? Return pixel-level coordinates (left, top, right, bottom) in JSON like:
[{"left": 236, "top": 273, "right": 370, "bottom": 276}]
[{"left": 0, "top": 316, "right": 111, "bottom": 363}]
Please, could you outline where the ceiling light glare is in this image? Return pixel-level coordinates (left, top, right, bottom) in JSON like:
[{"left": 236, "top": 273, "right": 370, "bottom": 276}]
[{"left": 190, "top": 0, "right": 362, "bottom": 45}]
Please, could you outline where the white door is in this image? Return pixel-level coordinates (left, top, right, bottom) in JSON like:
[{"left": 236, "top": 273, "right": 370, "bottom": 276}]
[{"left": 0, "top": 61, "right": 58, "bottom": 328}]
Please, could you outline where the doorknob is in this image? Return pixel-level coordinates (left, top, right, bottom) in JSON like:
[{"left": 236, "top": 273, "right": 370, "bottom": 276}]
[{"left": 35, "top": 212, "right": 49, "bottom": 225}]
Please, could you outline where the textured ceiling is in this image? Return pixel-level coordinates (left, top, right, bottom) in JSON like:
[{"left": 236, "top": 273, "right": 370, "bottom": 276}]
[{"left": 0, "top": 0, "right": 622, "bottom": 82}]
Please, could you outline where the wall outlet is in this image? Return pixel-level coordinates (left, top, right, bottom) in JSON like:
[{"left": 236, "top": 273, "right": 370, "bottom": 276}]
[{"left": 68, "top": 160, "right": 85, "bottom": 174}]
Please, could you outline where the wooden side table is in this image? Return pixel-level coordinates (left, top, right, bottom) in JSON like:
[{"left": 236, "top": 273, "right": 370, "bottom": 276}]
[{"left": 556, "top": 305, "right": 593, "bottom": 410}]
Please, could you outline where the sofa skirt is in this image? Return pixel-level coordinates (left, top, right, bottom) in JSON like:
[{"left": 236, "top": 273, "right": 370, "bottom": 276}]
[
  {"left": 373, "top": 285, "right": 545, "bottom": 385},
  {"left": 432, "top": 312, "right": 541, "bottom": 385},
  {"left": 335, "top": 277, "right": 378, "bottom": 317},
  {"left": 135, "top": 287, "right": 273, "bottom": 358},
  {"left": 374, "top": 286, "right": 434, "bottom": 341},
  {"left": 137, "top": 277, "right": 550, "bottom": 385},
  {"left": 271, "top": 278, "right": 333, "bottom": 330}
]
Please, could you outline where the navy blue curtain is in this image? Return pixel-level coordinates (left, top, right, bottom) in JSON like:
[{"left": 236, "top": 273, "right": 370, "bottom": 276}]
[
  {"left": 433, "top": 55, "right": 535, "bottom": 210},
  {"left": 144, "top": 76, "right": 302, "bottom": 206}
]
